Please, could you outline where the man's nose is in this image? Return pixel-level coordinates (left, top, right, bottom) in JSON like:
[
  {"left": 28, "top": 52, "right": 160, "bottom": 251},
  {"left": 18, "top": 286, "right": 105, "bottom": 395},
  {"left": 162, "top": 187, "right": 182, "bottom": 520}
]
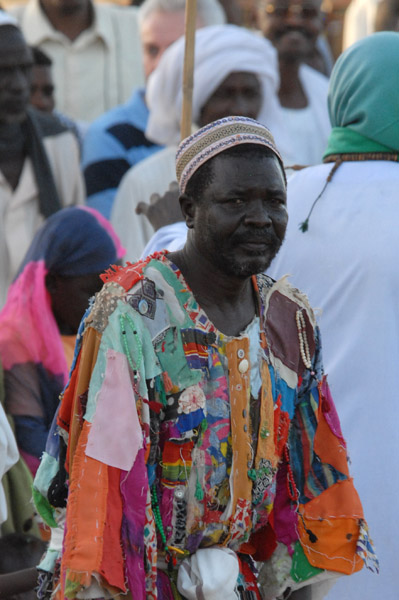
[
  {"left": 230, "top": 94, "right": 257, "bottom": 119},
  {"left": 244, "top": 199, "right": 272, "bottom": 227}
]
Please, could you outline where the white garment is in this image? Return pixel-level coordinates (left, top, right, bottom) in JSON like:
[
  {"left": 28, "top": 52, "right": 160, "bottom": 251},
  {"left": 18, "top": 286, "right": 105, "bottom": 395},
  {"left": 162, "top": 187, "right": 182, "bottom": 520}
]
[
  {"left": 111, "top": 146, "right": 177, "bottom": 262},
  {"left": 10, "top": 0, "right": 144, "bottom": 122},
  {"left": 145, "top": 24, "right": 294, "bottom": 163},
  {"left": 140, "top": 222, "right": 188, "bottom": 259},
  {"left": 268, "top": 160, "right": 399, "bottom": 600},
  {"left": 283, "top": 64, "right": 330, "bottom": 167},
  {"left": 342, "top": 0, "right": 381, "bottom": 49},
  {"left": 0, "top": 403, "right": 19, "bottom": 524},
  {"left": 177, "top": 547, "right": 240, "bottom": 600},
  {"left": 0, "top": 130, "right": 84, "bottom": 308}
]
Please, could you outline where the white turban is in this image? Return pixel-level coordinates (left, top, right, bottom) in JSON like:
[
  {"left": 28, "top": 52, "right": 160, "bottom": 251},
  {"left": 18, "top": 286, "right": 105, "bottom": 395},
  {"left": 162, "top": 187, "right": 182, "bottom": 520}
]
[{"left": 145, "top": 24, "right": 293, "bottom": 161}]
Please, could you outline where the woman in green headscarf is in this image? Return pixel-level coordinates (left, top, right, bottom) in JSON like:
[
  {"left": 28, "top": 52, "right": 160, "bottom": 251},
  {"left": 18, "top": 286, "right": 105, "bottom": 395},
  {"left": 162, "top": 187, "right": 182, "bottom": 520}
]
[
  {"left": 324, "top": 31, "right": 399, "bottom": 158},
  {"left": 268, "top": 31, "right": 399, "bottom": 600}
]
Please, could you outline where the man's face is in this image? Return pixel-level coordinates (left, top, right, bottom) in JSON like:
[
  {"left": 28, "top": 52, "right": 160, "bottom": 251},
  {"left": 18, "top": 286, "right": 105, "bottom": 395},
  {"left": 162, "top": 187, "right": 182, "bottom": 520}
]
[
  {"left": 40, "top": 0, "right": 89, "bottom": 16},
  {"left": 258, "top": 0, "right": 322, "bottom": 61},
  {"left": 0, "top": 28, "right": 33, "bottom": 125},
  {"left": 199, "top": 72, "right": 262, "bottom": 127},
  {"left": 189, "top": 153, "right": 287, "bottom": 279},
  {"left": 140, "top": 9, "right": 190, "bottom": 79},
  {"left": 30, "top": 65, "right": 55, "bottom": 113}
]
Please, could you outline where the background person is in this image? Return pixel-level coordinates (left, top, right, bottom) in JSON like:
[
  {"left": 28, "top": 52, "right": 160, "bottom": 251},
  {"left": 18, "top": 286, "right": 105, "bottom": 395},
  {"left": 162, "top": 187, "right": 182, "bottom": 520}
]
[
  {"left": 268, "top": 32, "right": 399, "bottom": 600},
  {"left": 111, "top": 23, "right": 291, "bottom": 261},
  {"left": 0, "top": 207, "right": 124, "bottom": 476},
  {"left": 0, "top": 17, "right": 84, "bottom": 309},
  {"left": 258, "top": 0, "right": 331, "bottom": 165},
  {"left": 82, "top": 0, "right": 225, "bottom": 219},
  {"left": 9, "top": 0, "right": 145, "bottom": 122}
]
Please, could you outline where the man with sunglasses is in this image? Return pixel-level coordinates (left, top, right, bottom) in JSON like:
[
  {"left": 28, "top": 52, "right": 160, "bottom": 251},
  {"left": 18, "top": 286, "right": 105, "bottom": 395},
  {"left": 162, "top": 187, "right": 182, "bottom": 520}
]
[{"left": 258, "top": 0, "right": 332, "bottom": 166}]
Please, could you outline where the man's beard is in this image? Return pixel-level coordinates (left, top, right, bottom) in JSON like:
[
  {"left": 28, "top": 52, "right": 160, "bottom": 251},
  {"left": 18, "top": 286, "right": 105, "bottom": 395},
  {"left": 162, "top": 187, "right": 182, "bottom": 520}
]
[{"left": 208, "top": 228, "right": 284, "bottom": 279}]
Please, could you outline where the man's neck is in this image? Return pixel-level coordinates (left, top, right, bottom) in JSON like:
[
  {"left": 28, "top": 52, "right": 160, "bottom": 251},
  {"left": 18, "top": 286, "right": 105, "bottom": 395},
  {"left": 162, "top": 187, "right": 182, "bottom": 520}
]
[
  {"left": 169, "top": 242, "right": 257, "bottom": 337},
  {"left": 278, "top": 58, "right": 308, "bottom": 109},
  {"left": 39, "top": 0, "right": 93, "bottom": 41}
]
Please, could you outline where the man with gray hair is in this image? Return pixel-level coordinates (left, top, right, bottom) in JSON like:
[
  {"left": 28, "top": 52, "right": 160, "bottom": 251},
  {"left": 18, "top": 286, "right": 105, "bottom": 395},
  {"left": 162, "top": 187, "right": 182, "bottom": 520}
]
[{"left": 82, "top": 0, "right": 225, "bottom": 218}]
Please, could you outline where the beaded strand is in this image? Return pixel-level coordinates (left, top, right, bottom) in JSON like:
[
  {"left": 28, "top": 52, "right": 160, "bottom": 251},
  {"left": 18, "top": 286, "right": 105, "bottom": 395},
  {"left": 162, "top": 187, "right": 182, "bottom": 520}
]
[
  {"left": 151, "top": 484, "right": 189, "bottom": 570},
  {"left": 295, "top": 309, "right": 312, "bottom": 369}
]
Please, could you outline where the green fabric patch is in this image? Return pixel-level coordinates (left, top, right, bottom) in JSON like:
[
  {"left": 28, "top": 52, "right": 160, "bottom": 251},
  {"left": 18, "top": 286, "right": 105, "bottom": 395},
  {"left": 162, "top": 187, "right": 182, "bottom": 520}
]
[
  {"left": 64, "top": 576, "right": 82, "bottom": 599},
  {"left": 324, "top": 127, "right": 398, "bottom": 159},
  {"left": 290, "top": 541, "right": 324, "bottom": 583},
  {"left": 32, "top": 487, "right": 57, "bottom": 529}
]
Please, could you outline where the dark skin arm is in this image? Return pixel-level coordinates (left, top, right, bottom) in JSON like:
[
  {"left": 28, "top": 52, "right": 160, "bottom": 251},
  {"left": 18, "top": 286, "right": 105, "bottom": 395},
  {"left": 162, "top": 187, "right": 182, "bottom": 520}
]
[{"left": 0, "top": 567, "right": 38, "bottom": 598}]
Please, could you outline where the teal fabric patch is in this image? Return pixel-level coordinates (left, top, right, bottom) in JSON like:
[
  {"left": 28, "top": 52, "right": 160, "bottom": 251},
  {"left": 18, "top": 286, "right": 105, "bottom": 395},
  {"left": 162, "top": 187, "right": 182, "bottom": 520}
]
[
  {"left": 86, "top": 299, "right": 162, "bottom": 422},
  {"left": 155, "top": 327, "right": 201, "bottom": 390},
  {"left": 33, "top": 451, "right": 59, "bottom": 498}
]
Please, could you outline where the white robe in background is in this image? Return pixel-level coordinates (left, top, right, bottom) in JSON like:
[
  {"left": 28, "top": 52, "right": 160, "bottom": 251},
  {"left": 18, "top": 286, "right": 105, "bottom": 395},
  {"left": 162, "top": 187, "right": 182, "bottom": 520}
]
[
  {"left": 268, "top": 160, "right": 399, "bottom": 600},
  {"left": 111, "top": 146, "right": 177, "bottom": 262}
]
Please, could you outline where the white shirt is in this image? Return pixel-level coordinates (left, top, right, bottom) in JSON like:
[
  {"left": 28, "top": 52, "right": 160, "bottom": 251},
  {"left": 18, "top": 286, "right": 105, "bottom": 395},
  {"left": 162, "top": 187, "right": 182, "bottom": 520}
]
[
  {"left": 0, "top": 129, "right": 84, "bottom": 308},
  {"left": 268, "top": 160, "right": 399, "bottom": 600},
  {"left": 111, "top": 146, "right": 177, "bottom": 262},
  {"left": 281, "top": 105, "right": 327, "bottom": 167},
  {"left": 10, "top": 0, "right": 144, "bottom": 122},
  {"left": 286, "top": 64, "right": 331, "bottom": 167}
]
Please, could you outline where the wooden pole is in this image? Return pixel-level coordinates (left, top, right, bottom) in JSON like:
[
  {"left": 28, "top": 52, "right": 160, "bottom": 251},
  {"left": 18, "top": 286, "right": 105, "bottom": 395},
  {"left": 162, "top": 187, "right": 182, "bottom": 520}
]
[{"left": 180, "top": 0, "right": 197, "bottom": 141}]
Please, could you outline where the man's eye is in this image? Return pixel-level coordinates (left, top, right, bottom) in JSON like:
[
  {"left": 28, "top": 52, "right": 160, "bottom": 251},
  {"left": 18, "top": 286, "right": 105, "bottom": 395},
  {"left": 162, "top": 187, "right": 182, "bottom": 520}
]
[{"left": 145, "top": 44, "right": 159, "bottom": 58}]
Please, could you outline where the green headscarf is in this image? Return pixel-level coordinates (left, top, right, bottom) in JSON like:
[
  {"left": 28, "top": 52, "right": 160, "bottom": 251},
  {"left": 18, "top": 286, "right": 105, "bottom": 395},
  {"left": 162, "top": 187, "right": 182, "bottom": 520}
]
[{"left": 324, "top": 32, "right": 399, "bottom": 159}]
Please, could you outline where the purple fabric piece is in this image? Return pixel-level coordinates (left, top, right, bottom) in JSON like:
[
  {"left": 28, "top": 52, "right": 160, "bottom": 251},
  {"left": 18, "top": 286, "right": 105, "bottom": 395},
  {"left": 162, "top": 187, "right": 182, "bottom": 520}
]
[
  {"left": 160, "top": 486, "right": 174, "bottom": 535},
  {"left": 273, "top": 463, "right": 297, "bottom": 553},
  {"left": 321, "top": 378, "right": 345, "bottom": 444},
  {"left": 120, "top": 448, "right": 148, "bottom": 600},
  {"left": 156, "top": 570, "right": 176, "bottom": 600}
]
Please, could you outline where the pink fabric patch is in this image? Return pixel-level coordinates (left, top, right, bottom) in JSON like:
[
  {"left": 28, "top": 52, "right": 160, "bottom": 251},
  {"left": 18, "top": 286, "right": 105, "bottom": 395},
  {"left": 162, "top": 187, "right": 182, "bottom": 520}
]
[
  {"left": 321, "top": 377, "right": 346, "bottom": 445},
  {"left": 273, "top": 462, "right": 297, "bottom": 553},
  {"left": 86, "top": 349, "right": 142, "bottom": 471}
]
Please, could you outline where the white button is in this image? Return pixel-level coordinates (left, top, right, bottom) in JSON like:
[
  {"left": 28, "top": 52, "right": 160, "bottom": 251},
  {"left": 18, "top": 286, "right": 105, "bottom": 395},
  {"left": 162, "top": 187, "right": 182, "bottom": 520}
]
[
  {"left": 238, "top": 359, "right": 249, "bottom": 374},
  {"left": 175, "top": 488, "right": 184, "bottom": 499},
  {"left": 138, "top": 298, "right": 149, "bottom": 314},
  {"left": 237, "top": 349, "right": 245, "bottom": 359}
]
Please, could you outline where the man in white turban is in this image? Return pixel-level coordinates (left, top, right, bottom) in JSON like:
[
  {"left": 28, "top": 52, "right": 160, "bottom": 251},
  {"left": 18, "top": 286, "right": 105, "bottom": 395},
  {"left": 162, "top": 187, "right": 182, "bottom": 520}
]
[{"left": 111, "top": 24, "right": 292, "bottom": 262}]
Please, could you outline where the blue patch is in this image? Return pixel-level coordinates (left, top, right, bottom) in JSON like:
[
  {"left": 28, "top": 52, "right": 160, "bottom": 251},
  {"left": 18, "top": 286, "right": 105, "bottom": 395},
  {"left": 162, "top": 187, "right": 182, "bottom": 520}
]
[{"left": 176, "top": 408, "right": 205, "bottom": 433}]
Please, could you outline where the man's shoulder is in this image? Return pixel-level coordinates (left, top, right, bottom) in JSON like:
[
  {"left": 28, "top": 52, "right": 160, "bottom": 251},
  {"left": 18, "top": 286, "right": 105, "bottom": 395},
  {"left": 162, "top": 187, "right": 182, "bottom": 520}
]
[
  {"left": 120, "top": 146, "right": 176, "bottom": 189},
  {"left": 27, "top": 108, "right": 69, "bottom": 138},
  {"left": 259, "top": 273, "right": 317, "bottom": 326},
  {"left": 94, "top": 2, "right": 140, "bottom": 29},
  {"left": 86, "top": 90, "right": 146, "bottom": 135},
  {"left": 299, "top": 63, "right": 329, "bottom": 98},
  {"left": 86, "top": 253, "right": 169, "bottom": 332}
]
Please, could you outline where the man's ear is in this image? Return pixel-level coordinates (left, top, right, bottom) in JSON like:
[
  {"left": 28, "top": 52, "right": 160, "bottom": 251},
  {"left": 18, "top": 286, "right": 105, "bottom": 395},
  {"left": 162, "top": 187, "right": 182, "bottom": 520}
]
[{"left": 179, "top": 193, "right": 197, "bottom": 229}]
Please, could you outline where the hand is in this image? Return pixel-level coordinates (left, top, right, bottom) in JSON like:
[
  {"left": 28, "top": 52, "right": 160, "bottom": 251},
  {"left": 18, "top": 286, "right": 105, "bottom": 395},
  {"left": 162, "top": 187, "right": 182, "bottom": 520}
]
[{"left": 136, "top": 181, "right": 183, "bottom": 231}]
